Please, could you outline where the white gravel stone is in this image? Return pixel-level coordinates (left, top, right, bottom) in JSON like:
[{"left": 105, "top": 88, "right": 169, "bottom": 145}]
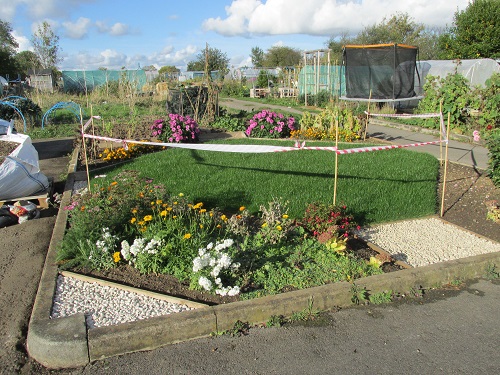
[
  {"left": 51, "top": 275, "right": 194, "bottom": 329},
  {"left": 355, "top": 217, "right": 500, "bottom": 267}
]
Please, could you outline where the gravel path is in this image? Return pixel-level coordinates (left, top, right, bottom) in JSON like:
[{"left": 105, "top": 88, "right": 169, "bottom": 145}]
[
  {"left": 51, "top": 274, "right": 194, "bottom": 328},
  {"left": 356, "top": 217, "right": 500, "bottom": 267}
]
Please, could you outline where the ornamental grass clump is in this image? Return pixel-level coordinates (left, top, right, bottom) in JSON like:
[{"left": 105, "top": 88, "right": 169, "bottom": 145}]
[
  {"left": 245, "top": 110, "right": 296, "bottom": 138},
  {"left": 151, "top": 114, "right": 200, "bottom": 143}
]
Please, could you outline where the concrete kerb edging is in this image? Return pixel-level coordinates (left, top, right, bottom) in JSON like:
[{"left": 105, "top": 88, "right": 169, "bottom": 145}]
[{"left": 26, "top": 144, "right": 500, "bottom": 369}]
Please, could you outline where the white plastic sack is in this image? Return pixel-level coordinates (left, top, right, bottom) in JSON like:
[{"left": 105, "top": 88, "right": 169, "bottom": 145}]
[{"left": 0, "top": 132, "right": 49, "bottom": 201}]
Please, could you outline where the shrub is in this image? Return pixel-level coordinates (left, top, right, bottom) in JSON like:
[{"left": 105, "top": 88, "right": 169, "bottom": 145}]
[
  {"left": 245, "top": 110, "right": 296, "bottom": 138},
  {"left": 150, "top": 114, "right": 200, "bottom": 143},
  {"left": 486, "top": 128, "right": 500, "bottom": 187},
  {"left": 300, "top": 202, "right": 358, "bottom": 238}
]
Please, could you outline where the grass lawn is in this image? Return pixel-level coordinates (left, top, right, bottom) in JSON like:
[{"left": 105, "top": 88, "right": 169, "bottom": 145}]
[{"left": 92, "top": 138, "right": 439, "bottom": 224}]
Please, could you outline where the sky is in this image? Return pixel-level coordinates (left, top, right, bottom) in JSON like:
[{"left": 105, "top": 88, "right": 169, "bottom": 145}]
[{"left": 3, "top": 0, "right": 470, "bottom": 72}]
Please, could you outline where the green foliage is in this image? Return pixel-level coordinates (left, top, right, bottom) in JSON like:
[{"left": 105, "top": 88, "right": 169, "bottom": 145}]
[
  {"left": 295, "top": 105, "right": 363, "bottom": 142},
  {"left": 485, "top": 262, "right": 500, "bottom": 280},
  {"left": 416, "top": 73, "right": 473, "bottom": 133},
  {"left": 369, "top": 290, "right": 394, "bottom": 304},
  {"left": 220, "top": 79, "right": 250, "bottom": 97},
  {"left": 266, "top": 314, "right": 286, "bottom": 327},
  {"left": 186, "top": 46, "right": 230, "bottom": 78},
  {"left": 351, "top": 284, "right": 369, "bottom": 305},
  {"left": 486, "top": 128, "right": 500, "bottom": 186},
  {"left": 31, "top": 21, "right": 62, "bottom": 69},
  {"left": 256, "top": 70, "right": 275, "bottom": 88},
  {"left": 251, "top": 46, "right": 265, "bottom": 68},
  {"left": 0, "top": 97, "right": 42, "bottom": 129},
  {"left": 438, "top": 0, "right": 500, "bottom": 59},
  {"left": 327, "top": 12, "right": 442, "bottom": 60},
  {"left": 289, "top": 298, "right": 322, "bottom": 322},
  {"left": 262, "top": 46, "right": 302, "bottom": 68}
]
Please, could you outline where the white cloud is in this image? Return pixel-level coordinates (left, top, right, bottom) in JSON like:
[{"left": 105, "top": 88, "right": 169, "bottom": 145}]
[
  {"left": 203, "top": 0, "right": 470, "bottom": 37},
  {"left": 12, "top": 31, "right": 32, "bottom": 52},
  {"left": 109, "top": 23, "right": 130, "bottom": 36},
  {"left": 62, "top": 17, "right": 92, "bottom": 39}
]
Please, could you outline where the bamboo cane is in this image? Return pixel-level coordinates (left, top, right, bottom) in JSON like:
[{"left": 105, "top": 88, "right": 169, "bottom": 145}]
[
  {"left": 439, "top": 101, "right": 443, "bottom": 166},
  {"left": 440, "top": 112, "right": 451, "bottom": 217},
  {"left": 81, "top": 108, "right": 91, "bottom": 193}
]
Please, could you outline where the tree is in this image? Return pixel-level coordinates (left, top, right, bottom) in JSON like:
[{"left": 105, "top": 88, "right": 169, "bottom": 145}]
[
  {"left": 329, "top": 13, "right": 441, "bottom": 60},
  {"left": 250, "top": 46, "right": 264, "bottom": 67},
  {"left": 438, "top": 0, "right": 500, "bottom": 59},
  {"left": 262, "top": 46, "right": 302, "bottom": 68},
  {"left": 31, "top": 21, "right": 62, "bottom": 69},
  {"left": 158, "top": 65, "right": 180, "bottom": 75},
  {"left": 326, "top": 32, "right": 355, "bottom": 63},
  {"left": 14, "top": 51, "right": 42, "bottom": 75},
  {"left": 0, "top": 20, "right": 19, "bottom": 76},
  {"left": 186, "top": 46, "right": 229, "bottom": 79}
]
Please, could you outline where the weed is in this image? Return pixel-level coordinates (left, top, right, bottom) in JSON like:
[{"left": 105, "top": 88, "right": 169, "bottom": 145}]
[
  {"left": 485, "top": 262, "right": 500, "bottom": 280},
  {"left": 351, "top": 283, "right": 369, "bottom": 305},
  {"left": 407, "top": 285, "right": 425, "bottom": 298},
  {"left": 266, "top": 315, "right": 286, "bottom": 328},
  {"left": 368, "top": 290, "right": 394, "bottom": 305},
  {"left": 290, "top": 297, "right": 322, "bottom": 322}
]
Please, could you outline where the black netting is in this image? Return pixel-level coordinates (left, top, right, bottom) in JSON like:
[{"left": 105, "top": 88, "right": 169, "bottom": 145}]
[{"left": 342, "top": 44, "right": 418, "bottom": 100}]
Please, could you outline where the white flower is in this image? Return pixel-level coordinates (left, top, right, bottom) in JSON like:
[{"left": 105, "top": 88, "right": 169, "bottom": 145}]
[
  {"left": 206, "top": 242, "right": 214, "bottom": 250},
  {"left": 218, "top": 253, "right": 232, "bottom": 268},
  {"left": 198, "top": 276, "right": 212, "bottom": 291},
  {"left": 120, "top": 240, "right": 131, "bottom": 260},
  {"left": 227, "top": 286, "right": 240, "bottom": 296}
]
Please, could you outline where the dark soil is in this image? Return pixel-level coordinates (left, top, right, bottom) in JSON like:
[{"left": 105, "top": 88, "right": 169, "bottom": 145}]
[{"left": 0, "top": 140, "right": 19, "bottom": 164}]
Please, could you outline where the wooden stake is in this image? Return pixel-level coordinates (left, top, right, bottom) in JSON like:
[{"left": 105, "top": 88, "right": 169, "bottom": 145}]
[
  {"left": 440, "top": 112, "right": 451, "bottom": 217},
  {"left": 333, "top": 116, "right": 339, "bottom": 205}
]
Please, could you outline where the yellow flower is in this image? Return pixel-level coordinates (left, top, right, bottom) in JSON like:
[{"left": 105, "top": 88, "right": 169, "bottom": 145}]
[
  {"left": 160, "top": 210, "right": 168, "bottom": 217},
  {"left": 113, "top": 252, "right": 121, "bottom": 263},
  {"left": 239, "top": 206, "right": 246, "bottom": 211},
  {"left": 193, "top": 202, "right": 203, "bottom": 209},
  {"left": 173, "top": 201, "right": 178, "bottom": 205},
  {"left": 282, "top": 214, "right": 289, "bottom": 219},
  {"left": 173, "top": 215, "right": 177, "bottom": 219},
  {"left": 199, "top": 224, "right": 204, "bottom": 229},
  {"left": 140, "top": 227, "right": 147, "bottom": 232},
  {"left": 167, "top": 207, "right": 173, "bottom": 211},
  {"left": 221, "top": 214, "right": 227, "bottom": 222},
  {"left": 130, "top": 217, "right": 137, "bottom": 224},
  {"left": 200, "top": 208, "right": 207, "bottom": 213},
  {"left": 131, "top": 208, "right": 138, "bottom": 214},
  {"left": 261, "top": 222, "right": 268, "bottom": 228},
  {"left": 183, "top": 233, "right": 192, "bottom": 239},
  {"left": 276, "top": 225, "right": 282, "bottom": 231},
  {"left": 151, "top": 201, "right": 155, "bottom": 205},
  {"left": 178, "top": 193, "right": 184, "bottom": 197},
  {"left": 144, "top": 215, "right": 153, "bottom": 222},
  {"left": 110, "top": 181, "right": 118, "bottom": 186}
]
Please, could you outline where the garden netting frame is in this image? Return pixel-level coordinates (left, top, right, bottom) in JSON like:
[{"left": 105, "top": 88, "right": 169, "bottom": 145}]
[{"left": 341, "top": 43, "right": 421, "bottom": 101}]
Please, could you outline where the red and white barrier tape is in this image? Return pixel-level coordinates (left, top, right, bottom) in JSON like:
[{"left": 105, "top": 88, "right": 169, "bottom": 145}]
[
  {"left": 82, "top": 132, "right": 446, "bottom": 156},
  {"left": 364, "top": 111, "right": 447, "bottom": 143}
]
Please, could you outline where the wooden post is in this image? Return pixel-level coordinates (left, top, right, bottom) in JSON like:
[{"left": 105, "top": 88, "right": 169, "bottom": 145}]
[
  {"left": 440, "top": 112, "right": 451, "bottom": 217},
  {"left": 333, "top": 116, "right": 339, "bottom": 205}
]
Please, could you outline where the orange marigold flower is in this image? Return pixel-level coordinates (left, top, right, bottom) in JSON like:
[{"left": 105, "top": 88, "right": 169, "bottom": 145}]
[
  {"left": 160, "top": 210, "right": 168, "bottom": 217},
  {"left": 110, "top": 181, "right": 118, "bottom": 186},
  {"left": 130, "top": 217, "right": 137, "bottom": 224},
  {"left": 239, "top": 206, "right": 246, "bottom": 211},
  {"left": 144, "top": 215, "right": 153, "bottom": 222}
]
